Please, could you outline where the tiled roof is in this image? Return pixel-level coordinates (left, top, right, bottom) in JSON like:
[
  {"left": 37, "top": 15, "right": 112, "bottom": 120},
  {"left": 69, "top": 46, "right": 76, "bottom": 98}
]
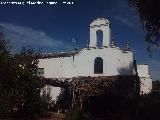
[{"left": 38, "top": 51, "right": 80, "bottom": 59}]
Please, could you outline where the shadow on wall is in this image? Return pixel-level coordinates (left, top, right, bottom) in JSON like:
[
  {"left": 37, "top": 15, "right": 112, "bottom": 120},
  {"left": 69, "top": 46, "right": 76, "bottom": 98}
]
[{"left": 117, "top": 61, "right": 136, "bottom": 75}]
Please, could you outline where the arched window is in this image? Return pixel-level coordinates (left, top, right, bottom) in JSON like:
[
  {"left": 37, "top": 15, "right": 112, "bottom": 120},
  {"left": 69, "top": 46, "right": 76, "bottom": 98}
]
[
  {"left": 96, "top": 30, "right": 103, "bottom": 48},
  {"left": 94, "top": 57, "right": 103, "bottom": 74}
]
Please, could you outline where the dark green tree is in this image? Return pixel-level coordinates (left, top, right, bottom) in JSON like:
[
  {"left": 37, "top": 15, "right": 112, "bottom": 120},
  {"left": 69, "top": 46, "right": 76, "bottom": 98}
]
[
  {"left": 128, "top": 0, "right": 160, "bottom": 50},
  {"left": 12, "top": 47, "right": 44, "bottom": 119},
  {"left": 0, "top": 26, "right": 14, "bottom": 118},
  {"left": 0, "top": 26, "right": 45, "bottom": 119},
  {"left": 152, "top": 80, "right": 160, "bottom": 91}
]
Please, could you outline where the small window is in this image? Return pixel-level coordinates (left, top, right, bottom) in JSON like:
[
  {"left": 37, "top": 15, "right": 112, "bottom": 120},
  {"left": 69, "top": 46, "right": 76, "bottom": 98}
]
[
  {"left": 94, "top": 57, "right": 103, "bottom": 74},
  {"left": 37, "top": 68, "right": 44, "bottom": 77}
]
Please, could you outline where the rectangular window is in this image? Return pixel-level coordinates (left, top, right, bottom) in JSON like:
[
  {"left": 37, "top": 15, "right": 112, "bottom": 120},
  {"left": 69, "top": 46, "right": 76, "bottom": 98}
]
[{"left": 37, "top": 68, "right": 44, "bottom": 77}]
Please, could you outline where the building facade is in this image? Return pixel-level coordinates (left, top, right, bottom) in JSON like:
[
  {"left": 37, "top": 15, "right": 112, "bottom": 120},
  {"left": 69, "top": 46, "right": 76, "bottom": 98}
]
[{"left": 38, "top": 18, "right": 152, "bottom": 101}]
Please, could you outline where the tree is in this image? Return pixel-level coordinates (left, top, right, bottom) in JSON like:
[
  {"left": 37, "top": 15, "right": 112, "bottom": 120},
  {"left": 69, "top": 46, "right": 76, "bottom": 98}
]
[
  {"left": 152, "top": 80, "right": 160, "bottom": 91},
  {"left": 128, "top": 0, "right": 160, "bottom": 51},
  {"left": 0, "top": 26, "right": 45, "bottom": 119},
  {"left": 0, "top": 26, "right": 14, "bottom": 118},
  {"left": 12, "top": 47, "right": 44, "bottom": 119}
]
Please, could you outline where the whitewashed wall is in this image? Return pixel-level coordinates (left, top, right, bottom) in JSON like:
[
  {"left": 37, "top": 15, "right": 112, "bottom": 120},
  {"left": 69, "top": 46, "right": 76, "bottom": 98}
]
[
  {"left": 137, "top": 64, "right": 152, "bottom": 95},
  {"left": 139, "top": 77, "right": 152, "bottom": 95},
  {"left": 40, "top": 85, "right": 61, "bottom": 102},
  {"left": 38, "top": 47, "right": 135, "bottom": 78}
]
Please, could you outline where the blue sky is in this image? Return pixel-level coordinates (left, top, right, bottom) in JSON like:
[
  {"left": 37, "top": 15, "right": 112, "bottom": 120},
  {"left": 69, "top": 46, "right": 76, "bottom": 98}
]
[{"left": 0, "top": 0, "right": 159, "bottom": 80}]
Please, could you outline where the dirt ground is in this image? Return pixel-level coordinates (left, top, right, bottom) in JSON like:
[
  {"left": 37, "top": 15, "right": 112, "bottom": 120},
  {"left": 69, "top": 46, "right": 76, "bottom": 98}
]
[{"left": 38, "top": 113, "right": 65, "bottom": 120}]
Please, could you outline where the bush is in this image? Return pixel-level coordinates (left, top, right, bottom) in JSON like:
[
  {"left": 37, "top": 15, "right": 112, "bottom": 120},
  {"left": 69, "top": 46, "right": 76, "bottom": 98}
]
[{"left": 65, "top": 106, "right": 91, "bottom": 120}]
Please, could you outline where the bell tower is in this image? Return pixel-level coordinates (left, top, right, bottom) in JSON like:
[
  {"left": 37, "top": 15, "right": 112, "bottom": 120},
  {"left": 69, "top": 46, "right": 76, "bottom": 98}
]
[{"left": 89, "top": 18, "right": 111, "bottom": 48}]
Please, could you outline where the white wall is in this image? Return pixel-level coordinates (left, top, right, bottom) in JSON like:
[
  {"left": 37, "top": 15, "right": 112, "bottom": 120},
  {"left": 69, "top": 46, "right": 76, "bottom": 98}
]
[
  {"left": 38, "top": 47, "right": 135, "bottom": 78},
  {"left": 137, "top": 64, "right": 150, "bottom": 78},
  {"left": 137, "top": 64, "right": 152, "bottom": 95},
  {"left": 139, "top": 77, "right": 152, "bottom": 95},
  {"left": 40, "top": 85, "right": 61, "bottom": 102}
]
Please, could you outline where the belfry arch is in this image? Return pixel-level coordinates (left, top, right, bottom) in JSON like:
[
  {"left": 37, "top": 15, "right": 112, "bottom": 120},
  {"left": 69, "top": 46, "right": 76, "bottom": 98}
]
[
  {"left": 96, "top": 30, "right": 103, "bottom": 48},
  {"left": 89, "top": 18, "right": 111, "bottom": 48}
]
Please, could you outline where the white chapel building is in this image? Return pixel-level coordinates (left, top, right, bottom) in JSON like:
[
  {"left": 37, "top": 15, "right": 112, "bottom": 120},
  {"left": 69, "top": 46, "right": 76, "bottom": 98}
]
[{"left": 38, "top": 18, "right": 152, "bottom": 101}]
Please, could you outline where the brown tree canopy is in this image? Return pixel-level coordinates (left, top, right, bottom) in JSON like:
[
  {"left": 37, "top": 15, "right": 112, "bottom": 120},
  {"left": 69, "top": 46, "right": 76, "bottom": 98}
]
[{"left": 128, "top": 0, "right": 160, "bottom": 50}]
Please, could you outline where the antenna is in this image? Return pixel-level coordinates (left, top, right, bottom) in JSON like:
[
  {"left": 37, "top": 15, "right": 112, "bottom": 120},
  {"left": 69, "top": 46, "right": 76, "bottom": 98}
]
[
  {"left": 71, "top": 37, "right": 77, "bottom": 62},
  {"left": 124, "top": 41, "right": 130, "bottom": 51},
  {"left": 111, "top": 38, "right": 117, "bottom": 48},
  {"left": 72, "top": 37, "right": 77, "bottom": 51},
  {"left": 86, "top": 40, "right": 89, "bottom": 48}
]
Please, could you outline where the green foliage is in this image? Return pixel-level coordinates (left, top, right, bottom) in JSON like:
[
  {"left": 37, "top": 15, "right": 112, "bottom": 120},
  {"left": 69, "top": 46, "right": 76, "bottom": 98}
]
[
  {"left": 11, "top": 47, "right": 45, "bottom": 119},
  {"left": 0, "top": 27, "right": 14, "bottom": 118},
  {"left": 57, "top": 87, "right": 72, "bottom": 112},
  {"left": 0, "top": 28, "right": 45, "bottom": 119},
  {"left": 65, "top": 106, "right": 91, "bottom": 120},
  {"left": 128, "top": 0, "right": 160, "bottom": 51}
]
